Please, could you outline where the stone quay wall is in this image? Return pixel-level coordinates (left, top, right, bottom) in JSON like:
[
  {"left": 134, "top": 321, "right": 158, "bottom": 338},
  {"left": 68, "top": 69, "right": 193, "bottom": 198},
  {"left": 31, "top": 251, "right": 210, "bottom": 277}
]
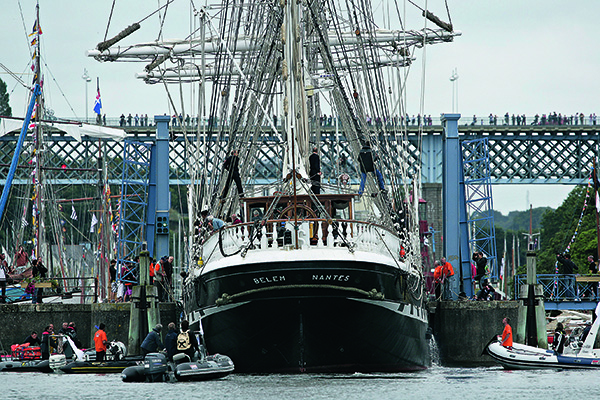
[
  {"left": 0, "top": 303, "right": 177, "bottom": 350},
  {"left": 429, "top": 300, "right": 520, "bottom": 367}
]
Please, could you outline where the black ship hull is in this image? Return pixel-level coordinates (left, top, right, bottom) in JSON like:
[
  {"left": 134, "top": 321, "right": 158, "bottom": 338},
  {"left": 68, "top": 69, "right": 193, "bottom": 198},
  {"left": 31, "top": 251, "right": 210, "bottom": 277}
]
[{"left": 185, "top": 258, "right": 429, "bottom": 373}]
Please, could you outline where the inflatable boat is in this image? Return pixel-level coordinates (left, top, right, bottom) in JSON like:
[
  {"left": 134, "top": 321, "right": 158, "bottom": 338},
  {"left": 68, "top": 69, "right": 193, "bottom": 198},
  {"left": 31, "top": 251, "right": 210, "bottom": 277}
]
[
  {"left": 122, "top": 352, "right": 234, "bottom": 382},
  {"left": 484, "top": 302, "right": 600, "bottom": 370}
]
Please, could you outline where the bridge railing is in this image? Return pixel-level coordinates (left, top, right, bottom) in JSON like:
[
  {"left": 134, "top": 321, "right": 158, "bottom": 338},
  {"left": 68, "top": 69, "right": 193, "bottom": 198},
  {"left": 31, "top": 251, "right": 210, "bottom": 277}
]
[
  {"left": 62, "top": 114, "right": 600, "bottom": 128},
  {"left": 514, "top": 274, "right": 599, "bottom": 302}
]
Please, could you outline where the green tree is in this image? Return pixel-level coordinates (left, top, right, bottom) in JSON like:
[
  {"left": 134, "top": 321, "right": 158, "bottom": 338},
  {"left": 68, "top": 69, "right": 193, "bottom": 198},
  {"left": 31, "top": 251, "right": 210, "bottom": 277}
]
[
  {"left": 538, "top": 185, "right": 597, "bottom": 274},
  {"left": 0, "top": 78, "right": 11, "bottom": 117}
]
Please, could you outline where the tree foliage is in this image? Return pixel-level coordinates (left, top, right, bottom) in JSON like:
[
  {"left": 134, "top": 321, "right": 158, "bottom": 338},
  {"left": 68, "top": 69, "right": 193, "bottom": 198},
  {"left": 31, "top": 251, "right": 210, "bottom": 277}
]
[
  {"left": 0, "top": 78, "right": 12, "bottom": 117},
  {"left": 537, "top": 185, "right": 597, "bottom": 274}
]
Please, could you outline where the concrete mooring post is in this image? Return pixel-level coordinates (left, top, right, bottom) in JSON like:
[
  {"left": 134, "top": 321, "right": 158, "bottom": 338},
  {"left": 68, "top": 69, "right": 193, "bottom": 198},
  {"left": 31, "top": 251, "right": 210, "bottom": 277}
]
[
  {"left": 516, "top": 251, "right": 547, "bottom": 348},
  {"left": 127, "top": 251, "right": 160, "bottom": 355}
]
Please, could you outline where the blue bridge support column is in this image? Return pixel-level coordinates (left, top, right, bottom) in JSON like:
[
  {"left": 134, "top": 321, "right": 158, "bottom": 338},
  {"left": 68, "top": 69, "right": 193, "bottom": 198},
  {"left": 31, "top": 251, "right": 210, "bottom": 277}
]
[
  {"left": 147, "top": 115, "right": 171, "bottom": 260},
  {"left": 441, "top": 113, "right": 469, "bottom": 300}
]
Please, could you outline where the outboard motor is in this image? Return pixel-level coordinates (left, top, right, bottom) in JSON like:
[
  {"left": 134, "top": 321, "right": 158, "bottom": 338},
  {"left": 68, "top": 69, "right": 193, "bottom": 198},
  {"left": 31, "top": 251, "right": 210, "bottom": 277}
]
[
  {"left": 144, "top": 353, "right": 168, "bottom": 382},
  {"left": 49, "top": 354, "right": 67, "bottom": 371}
]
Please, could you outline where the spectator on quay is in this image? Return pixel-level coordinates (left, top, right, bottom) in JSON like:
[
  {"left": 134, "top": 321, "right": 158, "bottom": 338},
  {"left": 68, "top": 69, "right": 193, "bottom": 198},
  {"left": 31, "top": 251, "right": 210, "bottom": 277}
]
[
  {"left": 163, "top": 256, "right": 174, "bottom": 301},
  {"left": 440, "top": 257, "right": 455, "bottom": 300},
  {"left": 109, "top": 259, "right": 117, "bottom": 302},
  {"left": 15, "top": 245, "right": 29, "bottom": 270},
  {"left": 119, "top": 114, "right": 126, "bottom": 127},
  {"left": 149, "top": 258, "right": 156, "bottom": 285},
  {"left": 473, "top": 251, "right": 488, "bottom": 290},
  {"left": 154, "top": 257, "right": 166, "bottom": 302},
  {"left": 0, "top": 253, "right": 7, "bottom": 303},
  {"left": 32, "top": 259, "right": 48, "bottom": 304},
  {"left": 433, "top": 261, "right": 442, "bottom": 300},
  {"left": 476, "top": 279, "right": 496, "bottom": 301},
  {"left": 127, "top": 113, "right": 133, "bottom": 126}
]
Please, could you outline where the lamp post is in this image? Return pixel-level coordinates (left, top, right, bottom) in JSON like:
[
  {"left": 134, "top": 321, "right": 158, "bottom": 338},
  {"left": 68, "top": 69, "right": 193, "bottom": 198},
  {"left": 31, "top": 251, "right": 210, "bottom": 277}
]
[
  {"left": 449, "top": 68, "right": 459, "bottom": 113},
  {"left": 82, "top": 68, "right": 91, "bottom": 122}
]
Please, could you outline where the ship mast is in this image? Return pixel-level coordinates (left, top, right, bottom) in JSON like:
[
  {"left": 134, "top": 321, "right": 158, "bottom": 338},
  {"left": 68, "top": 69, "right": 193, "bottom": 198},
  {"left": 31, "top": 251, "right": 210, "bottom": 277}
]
[{"left": 33, "top": 2, "right": 45, "bottom": 266}]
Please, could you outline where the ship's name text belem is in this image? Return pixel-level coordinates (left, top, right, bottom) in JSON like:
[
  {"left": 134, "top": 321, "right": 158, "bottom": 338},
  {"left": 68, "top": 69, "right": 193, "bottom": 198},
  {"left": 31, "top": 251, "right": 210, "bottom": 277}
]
[
  {"left": 253, "top": 276, "right": 286, "bottom": 284},
  {"left": 312, "top": 275, "right": 350, "bottom": 281}
]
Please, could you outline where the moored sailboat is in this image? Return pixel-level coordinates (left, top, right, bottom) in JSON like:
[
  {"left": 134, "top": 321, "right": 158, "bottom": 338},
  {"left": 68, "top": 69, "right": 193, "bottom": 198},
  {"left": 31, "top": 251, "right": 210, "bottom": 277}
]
[{"left": 89, "top": 0, "right": 459, "bottom": 372}]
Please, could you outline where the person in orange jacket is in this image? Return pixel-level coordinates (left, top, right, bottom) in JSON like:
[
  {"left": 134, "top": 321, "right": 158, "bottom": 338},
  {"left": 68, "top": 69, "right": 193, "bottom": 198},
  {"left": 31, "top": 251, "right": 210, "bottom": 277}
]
[
  {"left": 440, "top": 257, "right": 454, "bottom": 300},
  {"left": 149, "top": 258, "right": 155, "bottom": 285},
  {"left": 433, "top": 261, "right": 443, "bottom": 300},
  {"left": 500, "top": 317, "right": 513, "bottom": 349}
]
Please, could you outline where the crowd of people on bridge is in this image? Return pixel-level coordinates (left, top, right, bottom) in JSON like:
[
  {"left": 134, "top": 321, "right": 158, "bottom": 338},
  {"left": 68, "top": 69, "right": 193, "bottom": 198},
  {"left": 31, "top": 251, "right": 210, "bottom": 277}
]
[
  {"left": 89, "top": 110, "right": 600, "bottom": 129},
  {"left": 476, "top": 112, "right": 598, "bottom": 126}
]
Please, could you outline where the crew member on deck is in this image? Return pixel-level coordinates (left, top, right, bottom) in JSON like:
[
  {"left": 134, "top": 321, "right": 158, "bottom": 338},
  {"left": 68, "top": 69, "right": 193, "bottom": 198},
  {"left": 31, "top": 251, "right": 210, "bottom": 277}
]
[
  {"left": 308, "top": 146, "right": 322, "bottom": 194},
  {"left": 221, "top": 149, "right": 244, "bottom": 201}
]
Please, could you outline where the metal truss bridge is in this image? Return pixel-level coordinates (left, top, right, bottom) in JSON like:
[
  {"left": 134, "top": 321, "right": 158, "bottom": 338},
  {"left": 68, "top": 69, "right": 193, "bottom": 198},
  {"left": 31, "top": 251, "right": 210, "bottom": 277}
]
[{"left": 0, "top": 123, "right": 598, "bottom": 186}]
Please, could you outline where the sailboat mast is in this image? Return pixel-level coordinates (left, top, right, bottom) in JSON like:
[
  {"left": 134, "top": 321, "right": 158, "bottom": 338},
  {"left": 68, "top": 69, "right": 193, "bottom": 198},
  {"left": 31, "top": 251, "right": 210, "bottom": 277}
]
[{"left": 34, "top": 2, "right": 45, "bottom": 265}]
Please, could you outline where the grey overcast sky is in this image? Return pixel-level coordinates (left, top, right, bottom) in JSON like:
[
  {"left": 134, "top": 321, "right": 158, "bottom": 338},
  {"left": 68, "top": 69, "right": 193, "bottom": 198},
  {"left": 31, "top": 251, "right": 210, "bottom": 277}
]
[{"left": 1, "top": 0, "right": 590, "bottom": 213}]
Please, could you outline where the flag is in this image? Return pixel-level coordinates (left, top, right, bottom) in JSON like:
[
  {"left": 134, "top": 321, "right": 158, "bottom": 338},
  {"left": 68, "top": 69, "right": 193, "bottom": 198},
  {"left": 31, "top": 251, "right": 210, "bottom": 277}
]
[
  {"left": 90, "top": 214, "right": 98, "bottom": 233},
  {"left": 93, "top": 87, "right": 102, "bottom": 115},
  {"left": 21, "top": 216, "right": 28, "bottom": 228},
  {"left": 29, "top": 20, "right": 42, "bottom": 37},
  {"left": 70, "top": 204, "right": 78, "bottom": 220}
]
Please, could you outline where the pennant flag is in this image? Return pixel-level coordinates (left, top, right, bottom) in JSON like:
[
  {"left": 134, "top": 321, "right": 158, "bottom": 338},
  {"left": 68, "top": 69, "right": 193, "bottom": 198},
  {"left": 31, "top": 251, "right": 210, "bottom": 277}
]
[
  {"left": 70, "top": 204, "right": 78, "bottom": 220},
  {"left": 90, "top": 214, "right": 98, "bottom": 233},
  {"left": 593, "top": 162, "right": 600, "bottom": 211},
  {"left": 29, "top": 20, "right": 42, "bottom": 36},
  {"left": 21, "top": 216, "right": 28, "bottom": 228},
  {"left": 93, "top": 85, "right": 102, "bottom": 115}
]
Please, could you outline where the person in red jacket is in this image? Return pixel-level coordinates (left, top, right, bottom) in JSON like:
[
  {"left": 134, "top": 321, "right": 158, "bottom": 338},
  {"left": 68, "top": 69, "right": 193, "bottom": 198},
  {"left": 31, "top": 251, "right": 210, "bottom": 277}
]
[
  {"left": 440, "top": 257, "right": 454, "bottom": 300},
  {"left": 433, "top": 261, "right": 443, "bottom": 300}
]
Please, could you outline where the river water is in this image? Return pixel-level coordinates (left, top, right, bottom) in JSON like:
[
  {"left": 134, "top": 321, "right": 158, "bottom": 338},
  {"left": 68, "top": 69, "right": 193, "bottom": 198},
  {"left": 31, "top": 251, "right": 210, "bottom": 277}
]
[{"left": 1, "top": 365, "right": 596, "bottom": 400}]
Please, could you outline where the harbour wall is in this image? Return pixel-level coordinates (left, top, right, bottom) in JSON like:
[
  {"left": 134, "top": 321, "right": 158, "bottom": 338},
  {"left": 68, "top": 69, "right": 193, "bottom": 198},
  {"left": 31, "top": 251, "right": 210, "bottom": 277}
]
[
  {"left": 0, "top": 303, "right": 178, "bottom": 350},
  {"left": 429, "top": 300, "right": 520, "bottom": 367}
]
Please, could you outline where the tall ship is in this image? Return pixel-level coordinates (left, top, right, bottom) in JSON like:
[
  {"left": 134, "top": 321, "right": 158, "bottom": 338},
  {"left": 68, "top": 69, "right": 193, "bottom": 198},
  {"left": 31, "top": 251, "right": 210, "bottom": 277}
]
[{"left": 89, "top": 0, "right": 459, "bottom": 372}]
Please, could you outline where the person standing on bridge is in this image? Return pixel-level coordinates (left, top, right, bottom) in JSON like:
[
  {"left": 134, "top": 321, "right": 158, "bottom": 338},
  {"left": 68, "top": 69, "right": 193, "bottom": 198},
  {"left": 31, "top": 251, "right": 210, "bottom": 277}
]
[
  {"left": 556, "top": 253, "right": 576, "bottom": 298},
  {"left": 221, "top": 149, "right": 244, "bottom": 201}
]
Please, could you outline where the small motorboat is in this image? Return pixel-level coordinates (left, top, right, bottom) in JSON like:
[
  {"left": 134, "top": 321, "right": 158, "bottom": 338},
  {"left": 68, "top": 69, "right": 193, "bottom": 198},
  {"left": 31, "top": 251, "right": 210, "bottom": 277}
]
[
  {"left": 122, "top": 351, "right": 234, "bottom": 383},
  {"left": 0, "top": 358, "right": 52, "bottom": 373},
  {"left": 174, "top": 353, "right": 235, "bottom": 382},
  {"left": 0, "top": 343, "right": 51, "bottom": 372},
  {"left": 60, "top": 341, "right": 142, "bottom": 374},
  {"left": 484, "top": 302, "right": 600, "bottom": 370}
]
